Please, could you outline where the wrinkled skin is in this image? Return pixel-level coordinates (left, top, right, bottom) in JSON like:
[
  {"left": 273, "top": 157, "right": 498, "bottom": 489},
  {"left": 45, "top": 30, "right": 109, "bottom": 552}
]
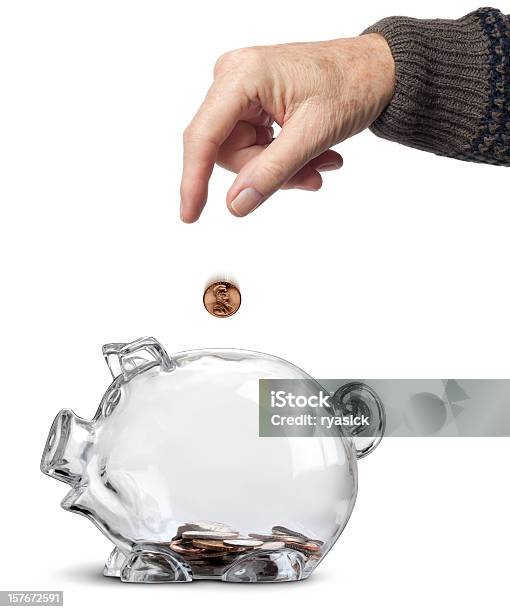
[{"left": 180, "top": 34, "right": 395, "bottom": 221}]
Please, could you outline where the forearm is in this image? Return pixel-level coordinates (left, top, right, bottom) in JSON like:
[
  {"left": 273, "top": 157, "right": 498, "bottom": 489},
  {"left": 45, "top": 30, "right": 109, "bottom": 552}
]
[{"left": 364, "top": 7, "right": 510, "bottom": 166}]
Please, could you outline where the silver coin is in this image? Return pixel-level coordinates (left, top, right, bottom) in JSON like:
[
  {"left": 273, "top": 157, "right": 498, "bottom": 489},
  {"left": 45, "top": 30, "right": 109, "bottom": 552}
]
[
  {"left": 271, "top": 525, "right": 307, "bottom": 540},
  {"left": 189, "top": 521, "right": 235, "bottom": 532},
  {"left": 182, "top": 530, "right": 238, "bottom": 540},
  {"left": 175, "top": 522, "right": 211, "bottom": 539},
  {"left": 247, "top": 533, "right": 276, "bottom": 541},
  {"left": 223, "top": 539, "right": 264, "bottom": 547},
  {"left": 273, "top": 534, "right": 307, "bottom": 543},
  {"left": 260, "top": 541, "right": 285, "bottom": 550}
]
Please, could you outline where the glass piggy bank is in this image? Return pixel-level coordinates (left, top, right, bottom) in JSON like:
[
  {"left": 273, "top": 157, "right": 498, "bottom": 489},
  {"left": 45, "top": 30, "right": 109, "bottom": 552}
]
[{"left": 41, "top": 337, "right": 385, "bottom": 583}]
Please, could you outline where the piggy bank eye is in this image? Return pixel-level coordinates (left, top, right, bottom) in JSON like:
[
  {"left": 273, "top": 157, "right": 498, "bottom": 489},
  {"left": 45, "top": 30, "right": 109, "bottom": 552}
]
[{"left": 101, "top": 385, "right": 121, "bottom": 418}]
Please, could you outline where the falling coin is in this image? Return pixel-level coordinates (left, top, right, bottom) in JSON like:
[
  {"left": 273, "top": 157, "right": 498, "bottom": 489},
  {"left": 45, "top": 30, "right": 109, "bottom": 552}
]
[{"left": 203, "top": 281, "right": 241, "bottom": 318}]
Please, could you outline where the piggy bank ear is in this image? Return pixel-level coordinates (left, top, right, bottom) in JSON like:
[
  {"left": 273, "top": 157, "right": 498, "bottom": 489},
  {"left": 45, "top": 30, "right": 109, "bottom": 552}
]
[
  {"left": 332, "top": 382, "right": 385, "bottom": 459},
  {"left": 102, "top": 337, "right": 174, "bottom": 381}
]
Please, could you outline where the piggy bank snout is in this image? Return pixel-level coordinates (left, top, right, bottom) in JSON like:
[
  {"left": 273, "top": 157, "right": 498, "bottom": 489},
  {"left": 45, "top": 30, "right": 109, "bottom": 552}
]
[{"left": 40, "top": 409, "right": 93, "bottom": 486}]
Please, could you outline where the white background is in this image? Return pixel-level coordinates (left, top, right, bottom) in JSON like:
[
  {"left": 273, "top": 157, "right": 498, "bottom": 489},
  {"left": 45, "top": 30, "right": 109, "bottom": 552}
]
[{"left": 1, "top": 0, "right": 508, "bottom": 609}]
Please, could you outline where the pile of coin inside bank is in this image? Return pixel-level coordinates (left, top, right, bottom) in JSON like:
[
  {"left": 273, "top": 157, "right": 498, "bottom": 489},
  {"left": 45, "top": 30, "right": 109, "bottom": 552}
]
[{"left": 169, "top": 521, "right": 323, "bottom": 575}]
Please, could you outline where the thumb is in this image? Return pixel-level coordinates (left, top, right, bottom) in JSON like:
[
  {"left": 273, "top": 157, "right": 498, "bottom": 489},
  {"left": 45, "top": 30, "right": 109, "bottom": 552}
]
[{"left": 227, "top": 117, "right": 323, "bottom": 217}]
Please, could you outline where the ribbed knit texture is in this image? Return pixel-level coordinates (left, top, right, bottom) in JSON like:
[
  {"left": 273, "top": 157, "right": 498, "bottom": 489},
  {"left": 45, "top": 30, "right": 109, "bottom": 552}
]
[{"left": 364, "top": 7, "right": 509, "bottom": 166}]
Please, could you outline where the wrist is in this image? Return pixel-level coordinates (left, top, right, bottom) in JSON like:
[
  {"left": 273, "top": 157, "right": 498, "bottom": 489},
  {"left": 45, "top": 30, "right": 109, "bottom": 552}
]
[
  {"left": 322, "top": 34, "right": 395, "bottom": 138},
  {"left": 328, "top": 33, "right": 395, "bottom": 132},
  {"left": 358, "top": 33, "right": 395, "bottom": 115}
]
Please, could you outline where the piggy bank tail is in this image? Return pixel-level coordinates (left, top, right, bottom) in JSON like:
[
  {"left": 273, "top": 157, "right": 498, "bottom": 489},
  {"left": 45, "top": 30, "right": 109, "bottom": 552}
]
[{"left": 332, "top": 382, "right": 386, "bottom": 459}]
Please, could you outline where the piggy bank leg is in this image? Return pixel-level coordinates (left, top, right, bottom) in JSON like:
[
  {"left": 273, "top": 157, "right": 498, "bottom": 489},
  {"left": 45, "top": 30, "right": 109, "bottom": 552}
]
[
  {"left": 222, "top": 550, "right": 306, "bottom": 583},
  {"left": 103, "top": 547, "right": 127, "bottom": 578},
  {"left": 119, "top": 543, "right": 192, "bottom": 583}
]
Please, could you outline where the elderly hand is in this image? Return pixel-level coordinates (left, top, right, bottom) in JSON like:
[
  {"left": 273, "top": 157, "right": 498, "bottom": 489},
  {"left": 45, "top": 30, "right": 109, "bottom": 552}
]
[{"left": 180, "top": 33, "right": 394, "bottom": 222}]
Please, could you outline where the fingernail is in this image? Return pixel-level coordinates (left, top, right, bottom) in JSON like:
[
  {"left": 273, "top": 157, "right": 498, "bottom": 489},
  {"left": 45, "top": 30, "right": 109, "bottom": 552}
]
[
  {"left": 230, "top": 188, "right": 264, "bottom": 216},
  {"left": 316, "top": 162, "right": 342, "bottom": 172},
  {"left": 297, "top": 185, "right": 319, "bottom": 191},
  {"left": 179, "top": 200, "right": 184, "bottom": 221}
]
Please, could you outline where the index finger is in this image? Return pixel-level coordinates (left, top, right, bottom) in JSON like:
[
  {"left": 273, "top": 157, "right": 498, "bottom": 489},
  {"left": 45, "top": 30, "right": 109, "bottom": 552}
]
[{"left": 180, "top": 80, "right": 249, "bottom": 223}]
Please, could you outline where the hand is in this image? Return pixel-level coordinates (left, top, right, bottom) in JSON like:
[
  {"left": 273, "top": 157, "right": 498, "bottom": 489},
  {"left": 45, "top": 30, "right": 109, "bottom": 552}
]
[{"left": 180, "top": 33, "right": 394, "bottom": 222}]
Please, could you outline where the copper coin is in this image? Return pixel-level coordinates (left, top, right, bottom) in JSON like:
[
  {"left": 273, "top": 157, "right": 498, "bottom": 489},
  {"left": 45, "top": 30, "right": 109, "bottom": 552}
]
[
  {"left": 203, "top": 281, "right": 241, "bottom": 318},
  {"left": 191, "top": 539, "right": 236, "bottom": 552},
  {"left": 169, "top": 540, "right": 204, "bottom": 555},
  {"left": 290, "top": 541, "right": 322, "bottom": 553}
]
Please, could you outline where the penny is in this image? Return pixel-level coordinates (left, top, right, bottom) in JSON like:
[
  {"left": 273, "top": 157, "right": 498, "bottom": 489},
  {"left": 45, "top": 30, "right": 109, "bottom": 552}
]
[
  {"left": 191, "top": 549, "right": 233, "bottom": 559},
  {"left": 272, "top": 535, "right": 306, "bottom": 544},
  {"left": 285, "top": 541, "right": 322, "bottom": 553},
  {"left": 191, "top": 539, "right": 237, "bottom": 551},
  {"left": 169, "top": 540, "right": 203, "bottom": 555},
  {"left": 203, "top": 281, "right": 241, "bottom": 318}
]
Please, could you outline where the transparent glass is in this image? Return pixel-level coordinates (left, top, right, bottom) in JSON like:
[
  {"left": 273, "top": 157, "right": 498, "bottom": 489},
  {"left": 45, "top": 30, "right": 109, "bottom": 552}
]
[{"left": 41, "top": 337, "right": 384, "bottom": 583}]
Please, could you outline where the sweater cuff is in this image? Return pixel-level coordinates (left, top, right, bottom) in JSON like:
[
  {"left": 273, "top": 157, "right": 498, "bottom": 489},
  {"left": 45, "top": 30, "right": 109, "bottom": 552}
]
[{"left": 364, "top": 8, "right": 510, "bottom": 165}]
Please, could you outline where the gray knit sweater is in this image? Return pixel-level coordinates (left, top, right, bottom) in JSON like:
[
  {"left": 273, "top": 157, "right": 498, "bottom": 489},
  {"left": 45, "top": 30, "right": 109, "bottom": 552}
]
[{"left": 365, "top": 7, "right": 509, "bottom": 166}]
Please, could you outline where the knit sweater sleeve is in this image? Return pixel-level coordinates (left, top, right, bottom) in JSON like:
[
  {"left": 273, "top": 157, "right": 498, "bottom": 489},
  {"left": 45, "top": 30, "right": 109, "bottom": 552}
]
[{"left": 363, "top": 7, "right": 510, "bottom": 166}]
